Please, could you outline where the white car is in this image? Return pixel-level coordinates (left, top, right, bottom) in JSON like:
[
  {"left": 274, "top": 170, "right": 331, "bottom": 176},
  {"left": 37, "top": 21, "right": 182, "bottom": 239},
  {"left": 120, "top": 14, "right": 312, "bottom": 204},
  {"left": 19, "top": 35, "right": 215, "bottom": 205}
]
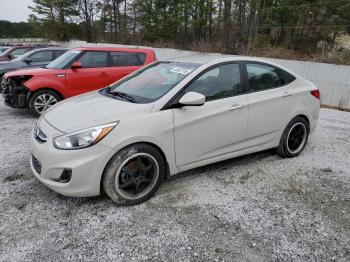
[{"left": 30, "top": 55, "right": 320, "bottom": 205}]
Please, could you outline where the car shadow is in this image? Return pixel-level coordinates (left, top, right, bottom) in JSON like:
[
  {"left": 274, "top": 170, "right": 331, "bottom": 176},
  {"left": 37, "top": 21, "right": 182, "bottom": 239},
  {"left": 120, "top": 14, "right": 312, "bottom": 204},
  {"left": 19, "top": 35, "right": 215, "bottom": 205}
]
[
  {"left": 0, "top": 99, "right": 37, "bottom": 119},
  {"left": 167, "top": 149, "right": 277, "bottom": 182}
]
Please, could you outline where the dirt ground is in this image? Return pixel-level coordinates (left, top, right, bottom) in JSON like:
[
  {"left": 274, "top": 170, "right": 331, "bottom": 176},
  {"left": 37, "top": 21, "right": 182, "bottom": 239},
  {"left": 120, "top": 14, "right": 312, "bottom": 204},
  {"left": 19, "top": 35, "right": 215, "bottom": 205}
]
[{"left": 0, "top": 99, "right": 349, "bottom": 262}]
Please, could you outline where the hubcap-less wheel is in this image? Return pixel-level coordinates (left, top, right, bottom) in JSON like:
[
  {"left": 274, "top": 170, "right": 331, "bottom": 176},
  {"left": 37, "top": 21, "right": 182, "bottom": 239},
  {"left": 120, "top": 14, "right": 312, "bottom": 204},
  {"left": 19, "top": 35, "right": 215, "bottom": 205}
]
[
  {"left": 115, "top": 153, "right": 159, "bottom": 200},
  {"left": 287, "top": 123, "right": 307, "bottom": 154},
  {"left": 34, "top": 94, "right": 58, "bottom": 114}
]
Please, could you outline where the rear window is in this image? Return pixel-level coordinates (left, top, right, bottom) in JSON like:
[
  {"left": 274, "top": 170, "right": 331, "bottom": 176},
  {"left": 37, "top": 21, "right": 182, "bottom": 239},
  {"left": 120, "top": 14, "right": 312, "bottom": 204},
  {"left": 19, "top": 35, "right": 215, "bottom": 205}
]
[
  {"left": 246, "top": 63, "right": 296, "bottom": 92},
  {"left": 111, "top": 52, "right": 146, "bottom": 67}
]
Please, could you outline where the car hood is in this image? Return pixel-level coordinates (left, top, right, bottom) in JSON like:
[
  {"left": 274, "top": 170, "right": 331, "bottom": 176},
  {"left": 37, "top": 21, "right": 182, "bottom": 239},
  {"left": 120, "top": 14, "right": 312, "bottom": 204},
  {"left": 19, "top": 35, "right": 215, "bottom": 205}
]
[
  {"left": 0, "top": 61, "right": 25, "bottom": 72},
  {"left": 4, "top": 67, "right": 64, "bottom": 78},
  {"left": 0, "top": 56, "right": 10, "bottom": 62},
  {"left": 43, "top": 91, "right": 154, "bottom": 133}
]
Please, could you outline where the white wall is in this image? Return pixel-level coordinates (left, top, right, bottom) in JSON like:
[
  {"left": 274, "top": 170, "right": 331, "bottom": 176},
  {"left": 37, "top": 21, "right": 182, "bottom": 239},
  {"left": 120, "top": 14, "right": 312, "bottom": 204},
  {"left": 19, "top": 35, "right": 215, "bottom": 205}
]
[
  {"left": 67, "top": 41, "right": 350, "bottom": 110},
  {"left": 268, "top": 58, "right": 350, "bottom": 110}
]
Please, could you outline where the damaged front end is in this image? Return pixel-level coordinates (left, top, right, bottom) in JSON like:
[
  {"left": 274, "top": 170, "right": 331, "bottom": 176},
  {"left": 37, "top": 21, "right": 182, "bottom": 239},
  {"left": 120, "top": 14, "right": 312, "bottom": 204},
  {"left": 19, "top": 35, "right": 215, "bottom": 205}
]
[{"left": 1, "top": 75, "right": 32, "bottom": 108}]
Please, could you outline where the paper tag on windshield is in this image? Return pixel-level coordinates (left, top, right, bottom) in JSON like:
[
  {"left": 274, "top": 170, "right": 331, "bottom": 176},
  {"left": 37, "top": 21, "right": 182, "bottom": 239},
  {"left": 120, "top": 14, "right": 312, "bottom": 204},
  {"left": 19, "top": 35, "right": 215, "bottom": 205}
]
[{"left": 170, "top": 66, "right": 194, "bottom": 75}]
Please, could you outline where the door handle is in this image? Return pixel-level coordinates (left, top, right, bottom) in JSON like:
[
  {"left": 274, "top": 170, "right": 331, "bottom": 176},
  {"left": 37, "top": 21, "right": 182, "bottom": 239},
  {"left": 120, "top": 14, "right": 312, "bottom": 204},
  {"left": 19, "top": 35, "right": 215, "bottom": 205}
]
[
  {"left": 229, "top": 104, "right": 244, "bottom": 111},
  {"left": 100, "top": 72, "right": 109, "bottom": 76},
  {"left": 282, "top": 92, "right": 293, "bottom": 97}
]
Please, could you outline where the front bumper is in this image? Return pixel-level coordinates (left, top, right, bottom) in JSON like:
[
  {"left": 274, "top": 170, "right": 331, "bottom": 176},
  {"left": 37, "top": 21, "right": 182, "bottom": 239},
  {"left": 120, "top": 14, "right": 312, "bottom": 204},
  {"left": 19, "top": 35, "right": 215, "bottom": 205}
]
[
  {"left": 30, "top": 118, "right": 111, "bottom": 197},
  {"left": 1, "top": 77, "right": 29, "bottom": 108}
]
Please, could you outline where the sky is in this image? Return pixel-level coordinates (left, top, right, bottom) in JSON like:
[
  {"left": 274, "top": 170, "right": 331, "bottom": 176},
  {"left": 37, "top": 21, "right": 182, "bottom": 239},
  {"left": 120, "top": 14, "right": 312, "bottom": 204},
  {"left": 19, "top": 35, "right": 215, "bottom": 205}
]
[{"left": 0, "top": 0, "right": 34, "bottom": 22}]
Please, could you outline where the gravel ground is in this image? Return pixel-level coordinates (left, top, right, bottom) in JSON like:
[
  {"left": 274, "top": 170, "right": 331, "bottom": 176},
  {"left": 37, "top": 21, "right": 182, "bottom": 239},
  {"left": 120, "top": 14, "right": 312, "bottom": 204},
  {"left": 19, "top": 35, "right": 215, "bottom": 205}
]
[{"left": 0, "top": 99, "right": 350, "bottom": 262}]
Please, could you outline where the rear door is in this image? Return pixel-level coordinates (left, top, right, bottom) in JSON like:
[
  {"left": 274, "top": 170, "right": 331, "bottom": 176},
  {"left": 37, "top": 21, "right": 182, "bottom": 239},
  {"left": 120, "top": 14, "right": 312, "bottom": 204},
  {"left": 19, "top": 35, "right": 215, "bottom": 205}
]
[
  {"left": 243, "top": 62, "right": 297, "bottom": 147},
  {"left": 109, "top": 51, "right": 146, "bottom": 83},
  {"left": 66, "top": 51, "right": 111, "bottom": 97}
]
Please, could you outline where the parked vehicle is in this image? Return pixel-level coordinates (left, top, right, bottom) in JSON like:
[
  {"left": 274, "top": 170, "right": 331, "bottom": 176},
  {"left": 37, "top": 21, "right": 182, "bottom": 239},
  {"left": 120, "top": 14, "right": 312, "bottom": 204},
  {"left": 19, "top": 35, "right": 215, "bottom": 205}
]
[
  {"left": 30, "top": 55, "right": 320, "bottom": 205},
  {"left": 0, "top": 46, "right": 40, "bottom": 61},
  {"left": 1, "top": 47, "right": 156, "bottom": 116},
  {"left": 0, "top": 46, "right": 10, "bottom": 54},
  {"left": 0, "top": 47, "right": 67, "bottom": 81}
]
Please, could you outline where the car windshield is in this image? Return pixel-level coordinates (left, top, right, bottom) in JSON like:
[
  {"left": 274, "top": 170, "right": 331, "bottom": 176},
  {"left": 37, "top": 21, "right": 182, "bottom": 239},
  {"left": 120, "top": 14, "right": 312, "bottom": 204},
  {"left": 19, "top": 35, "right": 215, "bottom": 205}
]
[
  {"left": 104, "top": 61, "right": 200, "bottom": 103},
  {"left": 0, "top": 47, "right": 9, "bottom": 54},
  {"left": 46, "top": 50, "right": 82, "bottom": 69}
]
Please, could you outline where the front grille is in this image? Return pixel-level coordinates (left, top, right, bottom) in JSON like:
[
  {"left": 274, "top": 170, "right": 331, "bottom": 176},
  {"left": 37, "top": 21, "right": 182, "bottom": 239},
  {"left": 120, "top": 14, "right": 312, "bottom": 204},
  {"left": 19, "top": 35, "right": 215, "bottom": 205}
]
[{"left": 32, "top": 154, "right": 42, "bottom": 174}]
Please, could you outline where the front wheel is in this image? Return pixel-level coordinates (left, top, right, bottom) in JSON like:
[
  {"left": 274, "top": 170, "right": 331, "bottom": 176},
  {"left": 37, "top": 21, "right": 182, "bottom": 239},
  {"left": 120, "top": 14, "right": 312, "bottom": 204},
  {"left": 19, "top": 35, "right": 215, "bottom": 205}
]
[
  {"left": 28, "top": 90, "right": 61, "bottom": 116},
  {"left": 102, "top": 144, "right": 165, "bottom": 205},
  {"left": 277, "top": 116, "right": 310, "bottom": 158}
]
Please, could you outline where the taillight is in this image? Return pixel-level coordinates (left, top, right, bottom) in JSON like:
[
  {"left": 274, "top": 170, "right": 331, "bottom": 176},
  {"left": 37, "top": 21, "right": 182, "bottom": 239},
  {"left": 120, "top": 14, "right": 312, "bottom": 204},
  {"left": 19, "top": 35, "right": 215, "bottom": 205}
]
[{"left": 311, "top": 90, "right": 320, "bottom": 100}]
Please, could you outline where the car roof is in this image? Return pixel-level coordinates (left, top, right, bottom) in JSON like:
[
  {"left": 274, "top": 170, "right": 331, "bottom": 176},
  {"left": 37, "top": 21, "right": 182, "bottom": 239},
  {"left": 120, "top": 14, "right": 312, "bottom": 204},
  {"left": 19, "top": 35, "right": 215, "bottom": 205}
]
[
  {"left": 31, "top": 47, "right": 68, "bottom": 51},
  {"left": 19, "top": 47, "right": 67, "bottom": 59},
  {"left": 165, "top": 54, "right": 275, "bottom": 65},
  {"left": 73, "top": 46, "right": 154, "bottom": 53},
  {"left": 164, "top": 54, "right": 299, "bottom": 78}
]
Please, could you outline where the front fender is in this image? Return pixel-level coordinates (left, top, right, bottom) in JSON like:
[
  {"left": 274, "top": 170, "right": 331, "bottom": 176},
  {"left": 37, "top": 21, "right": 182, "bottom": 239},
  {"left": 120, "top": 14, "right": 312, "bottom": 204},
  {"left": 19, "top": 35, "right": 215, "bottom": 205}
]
[
  {"left": 101, "top": 135, "right": 177, "bottom": 176},
  {"left": 24, "top": 75, "right": 67, "bottom": 98}
]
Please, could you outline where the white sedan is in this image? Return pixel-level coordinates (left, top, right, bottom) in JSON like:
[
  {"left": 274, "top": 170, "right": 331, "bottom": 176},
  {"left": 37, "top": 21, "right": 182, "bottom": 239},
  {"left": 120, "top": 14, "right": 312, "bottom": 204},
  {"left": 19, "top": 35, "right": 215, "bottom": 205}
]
[{"left": 30, "top": 55, "right": 320, "bottom": 205}]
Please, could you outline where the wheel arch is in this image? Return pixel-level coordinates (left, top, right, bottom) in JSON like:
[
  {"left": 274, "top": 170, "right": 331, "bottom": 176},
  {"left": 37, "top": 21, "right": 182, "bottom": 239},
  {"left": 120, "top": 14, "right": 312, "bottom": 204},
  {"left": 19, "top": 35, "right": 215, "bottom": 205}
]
[
  {"left": 99, "top": 141, "right": 171, "bottom": 193},
  {"left": 27, "top": 87, "right": 65, "bottom": 102},
  {"left": 294, "top": 114, "right": 310, "bottom": 126}
]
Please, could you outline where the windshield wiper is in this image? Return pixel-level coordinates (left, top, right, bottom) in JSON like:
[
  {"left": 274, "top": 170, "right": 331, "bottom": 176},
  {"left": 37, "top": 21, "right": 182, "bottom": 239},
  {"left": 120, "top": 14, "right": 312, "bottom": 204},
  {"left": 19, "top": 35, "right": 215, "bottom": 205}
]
[{"left": 106, "top": 88, "right": 137, "bottom": 103}]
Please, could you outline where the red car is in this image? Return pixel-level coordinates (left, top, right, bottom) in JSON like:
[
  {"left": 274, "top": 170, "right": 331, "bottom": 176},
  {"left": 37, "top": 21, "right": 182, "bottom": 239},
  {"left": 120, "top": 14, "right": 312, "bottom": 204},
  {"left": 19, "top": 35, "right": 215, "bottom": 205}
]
[{"left": 1, "top": 47, "right": 156, "bottom": 115}]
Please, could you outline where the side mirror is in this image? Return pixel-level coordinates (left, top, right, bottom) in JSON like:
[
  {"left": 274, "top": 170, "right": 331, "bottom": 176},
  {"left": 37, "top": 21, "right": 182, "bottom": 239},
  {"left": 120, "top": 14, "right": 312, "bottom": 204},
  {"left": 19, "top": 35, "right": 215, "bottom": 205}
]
[
  {"left": 179, "top": 92, "right": 206, "bottom": 107},
  {"left": 71, "top": 61, "right": 82, "bottom": 69},
  {"left": 24, "top": 58, "right": 32, "bottom": 64},
  {"left": 7, "top": 54, "right": 12, "bottom": 60}
]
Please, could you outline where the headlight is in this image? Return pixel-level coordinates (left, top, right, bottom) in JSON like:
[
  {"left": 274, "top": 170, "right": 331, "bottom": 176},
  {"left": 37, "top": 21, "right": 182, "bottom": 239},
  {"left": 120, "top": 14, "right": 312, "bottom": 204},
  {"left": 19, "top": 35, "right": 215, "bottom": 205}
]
[{"left": 53, "top": 122, "right": 118, "bottom": 150}]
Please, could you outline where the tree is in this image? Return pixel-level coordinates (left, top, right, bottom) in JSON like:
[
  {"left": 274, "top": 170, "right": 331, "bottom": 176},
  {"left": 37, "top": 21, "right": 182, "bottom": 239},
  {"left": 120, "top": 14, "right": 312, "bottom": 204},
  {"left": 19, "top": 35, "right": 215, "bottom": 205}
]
[
  {"left": 29, "top": 0, "right": 79, "bottom": 40},
  {"left": 79, "top": 0, "right": 101, "bottom": 42}
]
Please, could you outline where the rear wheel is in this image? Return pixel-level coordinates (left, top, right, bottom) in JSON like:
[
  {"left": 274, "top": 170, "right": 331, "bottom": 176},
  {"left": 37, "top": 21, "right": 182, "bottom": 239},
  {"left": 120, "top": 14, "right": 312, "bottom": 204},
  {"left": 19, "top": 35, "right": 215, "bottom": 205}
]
[
  {"left": 102, "top": 144, "right": 165, "bottom": 205},
  {"left": 277, "top": 116, "right": 310, "bottom": 158},
  {"left": 28, "top": 90, "right": 61, "bottom": 116}
]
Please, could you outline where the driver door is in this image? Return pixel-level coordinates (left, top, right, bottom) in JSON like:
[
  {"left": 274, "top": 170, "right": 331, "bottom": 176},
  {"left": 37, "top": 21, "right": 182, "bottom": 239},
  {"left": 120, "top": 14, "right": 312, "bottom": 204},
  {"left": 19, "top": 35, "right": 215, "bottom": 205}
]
[
  {"left": 66, "top": 51, "right": 111, "bottom": 97},
  {"left": 172, "top": 63, "right": 248, "bottom": 167}
]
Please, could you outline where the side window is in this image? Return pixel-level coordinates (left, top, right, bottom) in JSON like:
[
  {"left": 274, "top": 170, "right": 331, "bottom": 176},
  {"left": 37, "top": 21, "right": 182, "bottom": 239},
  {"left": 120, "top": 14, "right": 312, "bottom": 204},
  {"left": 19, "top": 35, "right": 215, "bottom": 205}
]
[
  {"left": 111, "top": 52, "right": 146, "bottom": 66},
  {"left": 10, "top": 48, "right": 31, "bottom": 57},
  {"left": 78, "top": 51, "right": 108, "bottom": 68},
  {"left": 185, "top": 63, "right": 241, "bottom": 101},
  {"left": 246, "top": 63, "right": 295, "bottom": 92},
  {"left": 53, "top": 50, "right": 66, "bottom": 59},
  {"left": 28, "top": 51, "right": 53, "bottom": 62}
]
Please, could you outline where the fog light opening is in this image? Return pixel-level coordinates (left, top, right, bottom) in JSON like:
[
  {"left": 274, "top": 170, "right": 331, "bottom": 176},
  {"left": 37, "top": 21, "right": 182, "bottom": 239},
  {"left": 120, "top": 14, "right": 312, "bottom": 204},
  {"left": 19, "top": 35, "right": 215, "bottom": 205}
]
[{"left": 52, "top": 169, "right": 72, "bottom": 183}]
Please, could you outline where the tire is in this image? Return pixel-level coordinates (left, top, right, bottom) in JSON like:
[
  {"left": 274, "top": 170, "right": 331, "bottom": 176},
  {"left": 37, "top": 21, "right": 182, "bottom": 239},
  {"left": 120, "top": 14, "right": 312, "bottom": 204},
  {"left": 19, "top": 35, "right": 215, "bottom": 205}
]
[
  {"left": 0, "top": 74, "right": 4, "bottom": 93},
  {"left": 277, "top": 116, "right": 310, "bottom": 158},
  {"left": 28, "top": 90, "right": 61, "bottom": 117},
  {"left": 102, "top": 144, "right": 165, "bottom": 206}
]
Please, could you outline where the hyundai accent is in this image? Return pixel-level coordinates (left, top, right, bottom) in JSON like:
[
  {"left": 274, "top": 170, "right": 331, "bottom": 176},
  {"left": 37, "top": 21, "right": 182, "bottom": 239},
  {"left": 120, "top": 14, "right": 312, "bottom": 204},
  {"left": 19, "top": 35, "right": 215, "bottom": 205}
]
[{"left": 30, "top": 56, "right": 320, "bottom": 205}]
